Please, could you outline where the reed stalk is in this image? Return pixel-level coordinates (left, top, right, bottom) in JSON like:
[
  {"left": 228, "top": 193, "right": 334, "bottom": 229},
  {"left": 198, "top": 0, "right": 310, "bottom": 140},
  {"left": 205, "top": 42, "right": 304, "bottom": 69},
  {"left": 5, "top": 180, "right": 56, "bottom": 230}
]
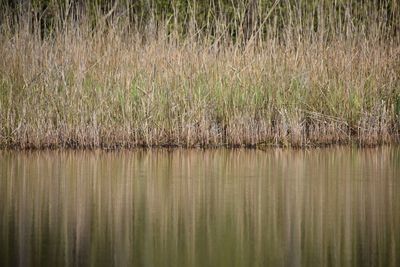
[{"left": 0, "top": 0, "right": 399, "bottom": 148}]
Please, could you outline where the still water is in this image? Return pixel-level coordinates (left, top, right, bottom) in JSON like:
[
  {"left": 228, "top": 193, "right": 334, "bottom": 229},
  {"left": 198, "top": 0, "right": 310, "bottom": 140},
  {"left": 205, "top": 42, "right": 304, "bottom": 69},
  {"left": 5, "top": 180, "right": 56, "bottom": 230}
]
[{"left": 0, "top": 148, "right": 399, "bottom": 266}]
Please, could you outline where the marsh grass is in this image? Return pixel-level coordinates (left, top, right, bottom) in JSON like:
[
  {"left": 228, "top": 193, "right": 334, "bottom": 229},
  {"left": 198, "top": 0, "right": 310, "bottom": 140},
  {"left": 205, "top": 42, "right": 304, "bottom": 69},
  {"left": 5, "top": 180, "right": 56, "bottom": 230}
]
[{"left": 0, "top": 1, "right": 399, "bottom": 148}]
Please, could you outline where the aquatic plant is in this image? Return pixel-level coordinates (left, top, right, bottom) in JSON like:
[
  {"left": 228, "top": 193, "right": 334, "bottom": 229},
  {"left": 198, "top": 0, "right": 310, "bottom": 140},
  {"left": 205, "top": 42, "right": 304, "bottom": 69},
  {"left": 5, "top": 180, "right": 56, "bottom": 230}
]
[{"left": 0, "top": 0, "right": 399, "bottom": 148}]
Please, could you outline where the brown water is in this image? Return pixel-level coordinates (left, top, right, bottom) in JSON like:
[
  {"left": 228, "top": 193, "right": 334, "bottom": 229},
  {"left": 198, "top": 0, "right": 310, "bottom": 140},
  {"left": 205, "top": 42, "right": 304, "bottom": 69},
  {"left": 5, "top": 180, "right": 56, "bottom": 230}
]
[{"left": 0, "top": 148, "right": 399, "bottom": 267}]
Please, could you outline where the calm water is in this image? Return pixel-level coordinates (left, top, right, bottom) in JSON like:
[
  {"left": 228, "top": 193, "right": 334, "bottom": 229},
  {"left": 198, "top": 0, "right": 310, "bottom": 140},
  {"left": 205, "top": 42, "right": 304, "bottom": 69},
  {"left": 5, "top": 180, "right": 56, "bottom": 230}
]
[{"left": 0, "top": 148, "right": 399, "bottom": 266}]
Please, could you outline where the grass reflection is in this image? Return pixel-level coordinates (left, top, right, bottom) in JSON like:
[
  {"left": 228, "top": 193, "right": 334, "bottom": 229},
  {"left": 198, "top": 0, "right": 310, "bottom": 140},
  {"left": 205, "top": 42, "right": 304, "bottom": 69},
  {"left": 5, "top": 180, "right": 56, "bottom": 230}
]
[{"left": 0, "top": 148, "right": 399, "bottom": 266}]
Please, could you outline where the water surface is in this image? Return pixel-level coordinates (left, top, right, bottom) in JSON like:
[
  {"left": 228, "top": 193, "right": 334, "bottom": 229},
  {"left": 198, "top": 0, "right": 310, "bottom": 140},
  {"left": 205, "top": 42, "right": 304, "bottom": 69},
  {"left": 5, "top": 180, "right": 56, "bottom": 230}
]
[{"left": 1, "top": 148, "right": 399, "bottom": 266}]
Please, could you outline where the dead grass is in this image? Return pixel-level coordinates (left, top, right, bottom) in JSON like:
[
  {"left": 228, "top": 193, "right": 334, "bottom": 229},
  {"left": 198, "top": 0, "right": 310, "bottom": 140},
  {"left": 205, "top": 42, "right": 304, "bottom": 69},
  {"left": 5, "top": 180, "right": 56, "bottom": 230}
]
[{"left": 0, "top": 1, "right": 399, "bottom": 148}]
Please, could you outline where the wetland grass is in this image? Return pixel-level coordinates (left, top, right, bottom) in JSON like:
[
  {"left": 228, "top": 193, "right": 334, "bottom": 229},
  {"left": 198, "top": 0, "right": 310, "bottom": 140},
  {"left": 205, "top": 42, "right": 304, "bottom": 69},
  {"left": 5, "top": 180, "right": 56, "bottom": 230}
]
[{"left": 0, "top": 1, "right": 399, "bottom": 148}]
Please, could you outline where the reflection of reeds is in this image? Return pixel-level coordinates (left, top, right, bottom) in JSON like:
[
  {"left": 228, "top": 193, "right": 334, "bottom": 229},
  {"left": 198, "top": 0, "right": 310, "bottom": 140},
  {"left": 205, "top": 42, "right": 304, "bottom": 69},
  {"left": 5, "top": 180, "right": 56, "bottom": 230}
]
[
  {"left": 0, "top": 148, "right": 399, "bottom": 266},
  {"left": 0, "top": 1, "right": 399, "bottom": 148}
]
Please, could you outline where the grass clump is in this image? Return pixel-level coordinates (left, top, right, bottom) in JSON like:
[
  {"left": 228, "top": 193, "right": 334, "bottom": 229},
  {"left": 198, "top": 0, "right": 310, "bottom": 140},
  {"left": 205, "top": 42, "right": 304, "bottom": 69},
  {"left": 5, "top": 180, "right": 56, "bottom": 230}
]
[{"left": 0, "top": 0, "right": 399, "bottom": 148}]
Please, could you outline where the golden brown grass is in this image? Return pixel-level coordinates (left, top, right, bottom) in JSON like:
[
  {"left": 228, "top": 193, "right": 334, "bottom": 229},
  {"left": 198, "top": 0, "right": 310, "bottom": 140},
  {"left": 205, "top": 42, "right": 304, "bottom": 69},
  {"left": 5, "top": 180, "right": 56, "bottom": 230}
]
[{"left": 0, "top": 2, "right": 399, "bottom": 148}]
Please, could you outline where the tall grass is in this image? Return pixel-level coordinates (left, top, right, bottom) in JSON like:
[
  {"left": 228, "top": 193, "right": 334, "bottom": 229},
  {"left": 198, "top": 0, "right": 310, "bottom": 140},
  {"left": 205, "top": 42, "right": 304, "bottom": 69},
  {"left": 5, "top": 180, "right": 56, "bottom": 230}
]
[{"left": 0, "top": 0, "right": 399, "bottom": 148}]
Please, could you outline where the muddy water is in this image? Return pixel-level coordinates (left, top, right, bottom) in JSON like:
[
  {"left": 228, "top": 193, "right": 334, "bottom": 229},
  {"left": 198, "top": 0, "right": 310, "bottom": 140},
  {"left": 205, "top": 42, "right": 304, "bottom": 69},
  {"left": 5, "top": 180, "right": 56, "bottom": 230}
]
[{"left": 1, "top": 148, "right": 399, "bottom": 266}]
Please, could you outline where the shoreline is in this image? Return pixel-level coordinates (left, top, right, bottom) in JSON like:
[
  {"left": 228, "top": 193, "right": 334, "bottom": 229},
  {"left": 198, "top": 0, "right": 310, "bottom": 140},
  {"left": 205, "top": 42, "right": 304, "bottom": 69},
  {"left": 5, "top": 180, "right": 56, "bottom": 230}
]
[{"left": 1, "top": 136, "right": 399, "bottom": 150}]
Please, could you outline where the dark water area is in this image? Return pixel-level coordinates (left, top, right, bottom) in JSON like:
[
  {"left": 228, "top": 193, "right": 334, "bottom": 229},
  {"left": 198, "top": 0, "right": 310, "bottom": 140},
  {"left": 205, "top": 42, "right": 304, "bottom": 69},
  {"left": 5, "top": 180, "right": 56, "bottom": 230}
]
[{"left": 0, "top": 148, "right": 399, "bottom": 266}]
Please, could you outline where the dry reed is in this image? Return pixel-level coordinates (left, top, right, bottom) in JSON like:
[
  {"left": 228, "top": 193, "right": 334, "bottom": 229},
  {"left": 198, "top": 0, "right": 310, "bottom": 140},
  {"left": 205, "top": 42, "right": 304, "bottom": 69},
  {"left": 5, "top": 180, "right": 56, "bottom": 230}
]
[{"left": 0, "top": 1, "right": 399, "bottom": 148}]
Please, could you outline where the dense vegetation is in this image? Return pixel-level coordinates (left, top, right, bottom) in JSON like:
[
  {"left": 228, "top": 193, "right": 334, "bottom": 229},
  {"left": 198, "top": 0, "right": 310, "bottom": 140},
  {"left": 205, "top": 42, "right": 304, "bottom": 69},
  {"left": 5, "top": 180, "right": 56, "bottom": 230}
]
[{"left": 0, "top": 0, "right": 399, "bottom": 148}]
